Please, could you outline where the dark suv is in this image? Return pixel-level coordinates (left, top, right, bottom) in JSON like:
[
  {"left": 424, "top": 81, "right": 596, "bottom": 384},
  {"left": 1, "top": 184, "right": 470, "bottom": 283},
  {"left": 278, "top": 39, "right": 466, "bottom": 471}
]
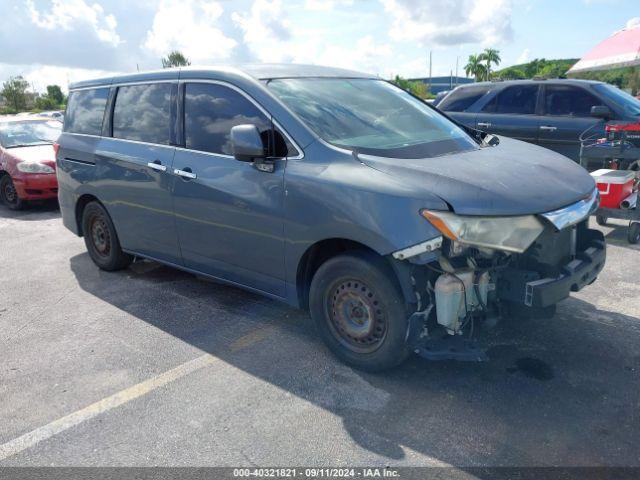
[
  {"left": 56, "top": 65, "right": 605, "bottom": 371},
  {"left": 439, "top": 79, "right": 640, "bottom": 161}
]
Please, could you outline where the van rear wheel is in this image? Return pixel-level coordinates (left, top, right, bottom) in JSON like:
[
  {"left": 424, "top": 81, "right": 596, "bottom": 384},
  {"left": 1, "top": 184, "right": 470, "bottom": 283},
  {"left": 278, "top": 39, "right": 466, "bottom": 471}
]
[
  {"left": 309, "top": 252, "right": 410, "bottom": 372},
  {"left": 81, "top": 201, "right": 132, "bottom": 271}
]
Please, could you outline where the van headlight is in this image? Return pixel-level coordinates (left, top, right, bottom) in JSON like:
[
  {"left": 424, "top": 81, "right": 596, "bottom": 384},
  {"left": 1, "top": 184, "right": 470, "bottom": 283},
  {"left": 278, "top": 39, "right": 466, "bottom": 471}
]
[
  {"left": 16, "top": 162, "right": 55, "bottom": 174},
  {"left": 421, "top": 210, "right": 544, "bottom": 253}
]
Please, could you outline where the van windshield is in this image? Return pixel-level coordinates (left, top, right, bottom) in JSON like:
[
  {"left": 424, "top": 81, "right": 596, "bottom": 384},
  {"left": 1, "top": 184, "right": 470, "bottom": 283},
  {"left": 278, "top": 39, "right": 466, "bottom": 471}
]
[
  {"left": 267, "top": 78, "right": 478, "bottom": 159},
  {"left": 594, "top": 83, "right": 640, "bottom": 117}
]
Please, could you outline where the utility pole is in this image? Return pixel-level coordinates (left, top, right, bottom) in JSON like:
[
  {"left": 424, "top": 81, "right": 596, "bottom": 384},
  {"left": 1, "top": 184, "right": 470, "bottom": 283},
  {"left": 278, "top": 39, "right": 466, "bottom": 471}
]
[
  {"left": 428, "top": 51, "right": 432, "bottom": 94},
  {"left": 455, "top": 56, "right": 459, "bottom": 87}
]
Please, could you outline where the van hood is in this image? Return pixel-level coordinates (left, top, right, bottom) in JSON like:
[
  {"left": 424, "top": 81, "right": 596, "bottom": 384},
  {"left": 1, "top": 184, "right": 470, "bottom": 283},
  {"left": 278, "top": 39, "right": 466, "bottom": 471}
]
[{"left": 358, "top": 137, "right": 596, "bottom": 216}]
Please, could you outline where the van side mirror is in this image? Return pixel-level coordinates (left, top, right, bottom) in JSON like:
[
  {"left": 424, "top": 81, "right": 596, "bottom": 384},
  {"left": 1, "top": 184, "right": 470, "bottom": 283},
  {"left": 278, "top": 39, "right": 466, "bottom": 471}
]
[
  {"left": 591, "top": 105, "right": 612, "bottom": 120},
  {"left": 230, "top": 124, "right": 266, "bottom": 162}
]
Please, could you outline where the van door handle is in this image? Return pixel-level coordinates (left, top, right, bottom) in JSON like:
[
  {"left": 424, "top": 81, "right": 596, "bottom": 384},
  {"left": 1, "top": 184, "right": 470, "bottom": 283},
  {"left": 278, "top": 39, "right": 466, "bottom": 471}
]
[
  {"left": 477, "top": 122, "right": 492, "bottom": 128},
  {"left": 540, "top": 125, "right": 557, "bottom": 131},
  {"left": 174, "top": 168, "right": 197, "bottom": 179},
  {"left": 147, "top": 161, "right": 167, "bottom": 172}
]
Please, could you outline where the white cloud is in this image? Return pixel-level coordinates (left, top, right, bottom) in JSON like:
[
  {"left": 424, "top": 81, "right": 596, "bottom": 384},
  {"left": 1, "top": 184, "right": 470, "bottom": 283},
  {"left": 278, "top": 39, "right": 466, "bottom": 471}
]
[
  {"left": 310, "top": 35, "right": 393, "bottom": 75},
  {"left": 144, "top": 0, "right": 237, "bottom": 63},
  {"left": 232, "top": 0, "right": 293, "bottom": 63},
  {"left": 231, "top": 1, "right": 392, "bottom": 73},
  {"left": 0, "top": 63, "right": 120, "bottom": 93},
  {"left": 26, "top": 0, "right": 122, "bottom": 46},
  {"left": 304, "top": 0, "right": 353, "bottom": 11},
  {"left": 516, "top": 48, "right": 530, "bottom": 64},
  {"left": 381, "top": 0, "right": 513, "bottom": 47},
  {"left": 626, "top": 17, "right": 640, "bottom": 30}
]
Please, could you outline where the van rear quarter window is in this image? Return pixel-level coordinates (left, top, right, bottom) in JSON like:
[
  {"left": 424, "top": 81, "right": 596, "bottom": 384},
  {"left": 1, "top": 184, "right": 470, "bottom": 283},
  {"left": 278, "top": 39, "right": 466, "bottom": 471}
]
[
  {"left": 113, "top": 83, "right": 173, "bottom": 145},
  {"left": 64, "top": 88, "right": 109, "bottom": 135}
]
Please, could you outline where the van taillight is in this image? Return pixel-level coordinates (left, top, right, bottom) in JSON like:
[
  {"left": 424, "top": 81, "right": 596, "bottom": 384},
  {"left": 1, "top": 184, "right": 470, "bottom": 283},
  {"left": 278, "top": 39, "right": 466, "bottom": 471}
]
[{"left": 53, "top": 142, "right": 60, "bottom": 157}]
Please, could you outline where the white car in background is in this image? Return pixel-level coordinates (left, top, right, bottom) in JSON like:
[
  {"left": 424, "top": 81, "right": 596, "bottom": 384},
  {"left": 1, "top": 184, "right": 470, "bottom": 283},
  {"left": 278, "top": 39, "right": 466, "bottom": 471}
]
[{"left": 37, "top": 110, "right": 64, "bottom": 121}]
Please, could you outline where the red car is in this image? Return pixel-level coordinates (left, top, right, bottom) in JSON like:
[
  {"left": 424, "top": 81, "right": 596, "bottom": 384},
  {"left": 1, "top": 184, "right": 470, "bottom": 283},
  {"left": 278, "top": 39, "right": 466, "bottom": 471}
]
[{"left": 0, "top": 117, "right": 62, "bottom": 210}]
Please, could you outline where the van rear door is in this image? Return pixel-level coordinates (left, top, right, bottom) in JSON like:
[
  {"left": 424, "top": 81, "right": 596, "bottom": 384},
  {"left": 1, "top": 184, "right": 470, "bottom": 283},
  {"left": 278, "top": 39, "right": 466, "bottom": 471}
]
[{"left": 97, "top": 81, "right": 181, "bottom": 264}]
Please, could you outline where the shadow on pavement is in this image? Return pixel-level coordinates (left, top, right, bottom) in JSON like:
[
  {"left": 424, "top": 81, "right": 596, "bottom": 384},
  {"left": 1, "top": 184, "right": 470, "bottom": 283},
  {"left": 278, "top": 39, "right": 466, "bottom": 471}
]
[
  {"left": 69, "top": 253, "right": 640, "bottom": 470},
  {"left": 602, "top": 222, "right": 640, "bottom": 251},
  {"left": 0, "top": 200, "right": 60, "bottom": 221}
]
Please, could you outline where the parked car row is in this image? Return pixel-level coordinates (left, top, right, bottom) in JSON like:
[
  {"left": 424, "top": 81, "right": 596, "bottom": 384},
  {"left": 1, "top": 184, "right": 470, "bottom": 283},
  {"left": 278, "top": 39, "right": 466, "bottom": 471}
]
[{"left": 437, "top": 79, "right": 640, "bottom": 161}]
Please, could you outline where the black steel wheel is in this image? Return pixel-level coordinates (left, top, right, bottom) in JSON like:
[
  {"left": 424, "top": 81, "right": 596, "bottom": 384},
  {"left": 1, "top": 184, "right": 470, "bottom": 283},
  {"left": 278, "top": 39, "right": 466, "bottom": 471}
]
[
  {"left": 327, "top": 278, "right": 388, "bottom": 354},
  {"left": 309, "top": 251, "right": 410, "bottom": 371},
  {"left": 81, "top": 201, "right": 132, "bottom": 271},
  {"left": 596, "top": 215, "right": 608, "bottom": 226},
  {"left": 0, "top": 175, "right": 25, "bottom": 210},
  {"left": 628, "top": 222, "right": 640, "bottom": 245}
]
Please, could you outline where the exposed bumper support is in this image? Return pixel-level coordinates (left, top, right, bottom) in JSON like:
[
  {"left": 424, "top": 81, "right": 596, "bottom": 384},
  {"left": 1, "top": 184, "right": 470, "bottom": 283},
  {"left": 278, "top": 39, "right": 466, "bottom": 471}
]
[
  {"left": 498, "top": 230, "right": 606, "bottom": 308},
  {"left": 392, "top": 236, "right": 443, "bottom": 260}
]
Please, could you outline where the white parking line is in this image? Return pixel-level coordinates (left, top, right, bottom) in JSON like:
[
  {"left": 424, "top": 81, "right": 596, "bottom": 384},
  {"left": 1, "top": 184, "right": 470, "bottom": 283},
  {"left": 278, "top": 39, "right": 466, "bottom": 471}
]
[{"left": 0, "top": 353, "right": 218, "bottom": 461}]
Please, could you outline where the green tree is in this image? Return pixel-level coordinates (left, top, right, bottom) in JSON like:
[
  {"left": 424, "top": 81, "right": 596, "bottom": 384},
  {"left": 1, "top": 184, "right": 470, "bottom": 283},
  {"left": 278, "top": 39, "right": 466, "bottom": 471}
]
[
  {"left": 391, "top": 75, "right": 432, "bottom": 99},
  {"left": 479, "top": 48, "right": 501, "bottom": 80},
  {"left": 46, "top": 85, "right": 65, "bottom": 105},
  {"left": 464, "top": 54, "right": 486, "bottom": 81},
  {"left": 626, "top": 67, "right": 640, "bottom": 96},
  {"left": 392, "top": 75, "right": 412, "bottom": 91},
  {"left": 35, "top": 95, "right": 58, "bottom": 110},
  {"left": 1, "top": 76, "right": 30, "bottom": 112},
  {"left": 162, "top": 50, "right": 191, "bottom": 68},
  {"left": 494, "top": 66, "right": 526, "bottom": 80}
]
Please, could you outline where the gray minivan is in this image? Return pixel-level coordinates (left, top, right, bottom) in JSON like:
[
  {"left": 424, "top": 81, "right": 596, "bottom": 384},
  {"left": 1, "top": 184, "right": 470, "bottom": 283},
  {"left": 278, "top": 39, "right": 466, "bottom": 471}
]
[{"left": 56, "top": 65, "right": 605, "bottom": 371}]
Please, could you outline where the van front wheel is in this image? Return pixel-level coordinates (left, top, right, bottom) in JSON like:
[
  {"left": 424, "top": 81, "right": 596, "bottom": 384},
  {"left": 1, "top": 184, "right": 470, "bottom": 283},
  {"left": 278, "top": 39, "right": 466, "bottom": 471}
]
[
  {"left": 309, "top": 252, "right": 410, "bottom": 372},
  {"left": 81, "top": 201, "right": 132, "bottom": 271}
]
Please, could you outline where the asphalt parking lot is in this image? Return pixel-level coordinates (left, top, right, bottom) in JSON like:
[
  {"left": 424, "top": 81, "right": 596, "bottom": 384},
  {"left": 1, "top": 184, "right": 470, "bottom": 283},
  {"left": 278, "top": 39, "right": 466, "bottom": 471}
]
[{"left": 1, "top": 203, "right": 639, "bottom": 470}]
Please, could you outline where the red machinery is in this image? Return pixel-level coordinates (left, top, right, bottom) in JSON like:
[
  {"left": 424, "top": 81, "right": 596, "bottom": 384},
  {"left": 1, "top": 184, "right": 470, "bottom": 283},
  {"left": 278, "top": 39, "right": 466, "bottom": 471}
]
[{"left": 581, "top": 121, "right": 640, "bottom": 244}]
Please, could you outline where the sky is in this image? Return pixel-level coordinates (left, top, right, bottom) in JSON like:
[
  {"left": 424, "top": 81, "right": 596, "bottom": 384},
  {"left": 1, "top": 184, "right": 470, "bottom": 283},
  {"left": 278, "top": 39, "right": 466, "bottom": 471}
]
[{"left": 0, "top": 0, "right": 638, "bottom": 92}]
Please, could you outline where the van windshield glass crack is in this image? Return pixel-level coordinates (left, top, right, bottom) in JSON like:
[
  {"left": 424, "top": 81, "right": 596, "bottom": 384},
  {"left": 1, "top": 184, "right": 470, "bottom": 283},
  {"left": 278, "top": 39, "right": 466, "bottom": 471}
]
[{"left": 268, "top": 78, "right": 478, "bottom": 159}]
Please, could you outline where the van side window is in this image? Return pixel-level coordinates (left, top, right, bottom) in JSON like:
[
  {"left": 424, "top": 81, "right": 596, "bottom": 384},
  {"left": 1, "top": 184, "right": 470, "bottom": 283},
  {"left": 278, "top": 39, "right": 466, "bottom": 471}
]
[
  {"left": 482, "top": 85, "right": 538, "bottom": 115},
  {"left": 113, "top": 84, "right": 173, "bottom": 145},
  {"left": 184, "top": 83, "right": 272, "bottom": 156},
  {"left": 544, "top": 85, "right": 603, "bottom": 117},
  {"left": 64, "top": 88, "right": 109, "bottom": 135}
]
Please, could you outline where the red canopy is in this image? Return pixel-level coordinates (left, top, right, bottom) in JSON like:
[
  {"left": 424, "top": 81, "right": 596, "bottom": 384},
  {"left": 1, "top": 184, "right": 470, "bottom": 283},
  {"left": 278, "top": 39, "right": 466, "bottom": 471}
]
[{"left": 568, "top": 20, "right": 640, "bottom": 73}]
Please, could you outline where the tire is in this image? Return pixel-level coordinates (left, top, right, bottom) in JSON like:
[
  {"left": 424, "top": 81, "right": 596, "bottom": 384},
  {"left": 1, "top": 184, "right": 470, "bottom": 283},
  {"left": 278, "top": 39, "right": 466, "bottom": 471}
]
[
  {"left": 628, "top": 222, "right": 640, "bottom": 245},
  {"left": 595, "top": 215, "right": 608, "bottom": 226},
  {"left": 0, "top": 175, "right": 25, "bottom": 210},
  {"left": 81, "top": 201, "right": 132, "bottom": 271},
  {"left": 309, "top": 251, "right": 410, "bottom": 372}
]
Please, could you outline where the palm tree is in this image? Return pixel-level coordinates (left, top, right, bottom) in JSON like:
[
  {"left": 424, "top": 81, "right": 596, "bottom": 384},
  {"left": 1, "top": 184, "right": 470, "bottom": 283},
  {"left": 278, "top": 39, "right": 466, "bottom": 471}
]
[
  {"left": 479, "top": 48, "right": 501, "bottom": 80},
  {"left": 465, "top": 54, "right": 486, "bottom": 82}
]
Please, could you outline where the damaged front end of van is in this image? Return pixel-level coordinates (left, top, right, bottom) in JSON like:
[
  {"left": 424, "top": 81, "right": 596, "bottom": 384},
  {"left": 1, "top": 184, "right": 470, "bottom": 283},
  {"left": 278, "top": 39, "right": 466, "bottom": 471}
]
[{"left": 391, "top": 183, "right": 604, "bottom": 361}]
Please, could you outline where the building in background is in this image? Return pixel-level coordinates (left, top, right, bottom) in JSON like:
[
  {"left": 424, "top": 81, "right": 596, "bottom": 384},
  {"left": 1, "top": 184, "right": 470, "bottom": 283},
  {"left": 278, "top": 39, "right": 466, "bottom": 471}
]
[{"left": 409, "top": 76, "right": 474, "bottom": 94}]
